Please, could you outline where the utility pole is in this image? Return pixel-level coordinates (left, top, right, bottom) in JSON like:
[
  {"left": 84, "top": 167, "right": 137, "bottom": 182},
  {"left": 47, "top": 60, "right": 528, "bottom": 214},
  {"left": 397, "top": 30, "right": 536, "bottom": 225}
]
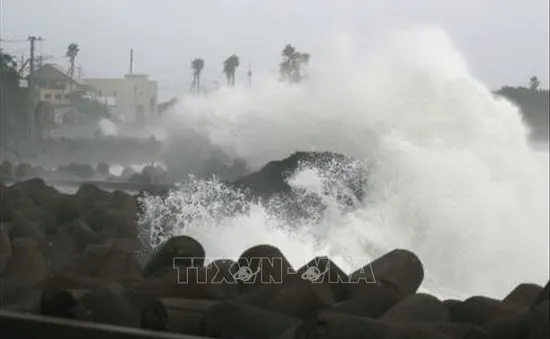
[
  {"left": 247, "top": 65, "right": 252, "bottom": 91},
  {"left": 27, "top": 36, "right": 43, "bottom": 142},
  {"left": 129, "top": 49, "right": 134, "bottom": 74}
]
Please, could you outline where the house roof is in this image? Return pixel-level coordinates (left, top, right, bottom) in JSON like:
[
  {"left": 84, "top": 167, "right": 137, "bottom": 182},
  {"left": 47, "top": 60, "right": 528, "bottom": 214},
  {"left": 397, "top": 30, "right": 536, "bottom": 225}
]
[{"left": 34, "top": 63, "right": 88, "bottom": 87}]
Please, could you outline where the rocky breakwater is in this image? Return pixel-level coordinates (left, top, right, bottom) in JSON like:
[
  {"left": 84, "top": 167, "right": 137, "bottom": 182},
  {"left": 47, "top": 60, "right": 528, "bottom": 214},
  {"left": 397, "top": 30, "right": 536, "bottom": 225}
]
[{"left": 0, "top": 181, "right": 548, "bottom": 338}]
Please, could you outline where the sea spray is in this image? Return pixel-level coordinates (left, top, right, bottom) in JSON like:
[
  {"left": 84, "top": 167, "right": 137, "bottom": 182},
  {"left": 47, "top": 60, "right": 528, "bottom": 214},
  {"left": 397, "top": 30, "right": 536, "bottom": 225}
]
[{"left": 139, "top": 27, "right": 549, "bottom": 299}]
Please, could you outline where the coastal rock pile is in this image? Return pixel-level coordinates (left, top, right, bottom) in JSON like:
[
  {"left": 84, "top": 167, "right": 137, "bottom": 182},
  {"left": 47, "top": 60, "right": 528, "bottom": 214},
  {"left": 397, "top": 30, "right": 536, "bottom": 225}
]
[
  {"left": 0, "top": 179, "right": 548, "bottom": 339},
  {"left": 0, "top": 160, "right": 169, "bottom": 185}
]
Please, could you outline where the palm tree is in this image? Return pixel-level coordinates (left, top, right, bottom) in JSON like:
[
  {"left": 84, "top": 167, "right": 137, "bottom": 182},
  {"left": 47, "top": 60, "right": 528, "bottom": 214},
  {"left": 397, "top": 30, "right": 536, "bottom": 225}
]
[
  {"left": 280, "top": 44, "right": 310, "bottom": 83},
  {"left": 191, "top": 58, "right": 205, "bottom": 95},
  {"left": 65, "top": 43, "right": 80, "bottom": 78},
  {"left": 529, "top": 76, "right": 541, "bottom": 91},
  {"left": 223, "top": 55, "right": 240, "bottom": 87}
]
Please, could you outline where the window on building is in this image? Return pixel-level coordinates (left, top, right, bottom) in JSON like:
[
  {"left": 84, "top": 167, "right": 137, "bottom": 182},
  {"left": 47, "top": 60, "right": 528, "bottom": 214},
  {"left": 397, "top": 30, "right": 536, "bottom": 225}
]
[
  {"left": 64, "top": 94, "right": 70, "bottom": 99},
  {"left": 44, "top": 94, "right": 52, "bottom": 99},
  {"left": 113, "top": 91, "right": 117, "bottom": 97},
  {"left": 55, "top": 94, "right": 62, "bottom": 100}
]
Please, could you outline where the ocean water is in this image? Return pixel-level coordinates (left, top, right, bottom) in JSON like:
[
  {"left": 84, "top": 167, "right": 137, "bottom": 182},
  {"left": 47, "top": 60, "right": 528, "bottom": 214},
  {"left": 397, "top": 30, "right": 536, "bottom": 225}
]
[{"left": 139, "top": 27, "right": 549, "bottom": 299}]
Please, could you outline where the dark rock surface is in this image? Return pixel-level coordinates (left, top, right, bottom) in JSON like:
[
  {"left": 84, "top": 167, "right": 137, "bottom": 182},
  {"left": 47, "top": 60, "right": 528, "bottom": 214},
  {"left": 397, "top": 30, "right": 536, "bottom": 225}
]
[{"left": 0, "top": 177, "right": 548, "bottom": 339}]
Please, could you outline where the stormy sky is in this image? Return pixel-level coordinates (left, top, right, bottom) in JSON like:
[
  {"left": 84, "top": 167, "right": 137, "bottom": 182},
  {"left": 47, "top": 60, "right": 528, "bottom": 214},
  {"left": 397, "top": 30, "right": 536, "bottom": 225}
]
[{"left": 1, "top": 0, "right": 548, "bottom": 101}]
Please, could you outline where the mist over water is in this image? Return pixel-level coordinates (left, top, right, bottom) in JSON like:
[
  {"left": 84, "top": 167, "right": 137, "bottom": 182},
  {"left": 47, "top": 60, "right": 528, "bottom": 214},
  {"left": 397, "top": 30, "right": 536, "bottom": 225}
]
[{"left": 141, "top": 28, "right": 549, "bottom": 299}]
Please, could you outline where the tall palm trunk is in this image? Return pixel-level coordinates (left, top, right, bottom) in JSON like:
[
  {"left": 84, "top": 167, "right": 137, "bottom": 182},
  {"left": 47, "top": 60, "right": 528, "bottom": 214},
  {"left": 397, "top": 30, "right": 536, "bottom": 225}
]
[{"left": 196, "top": 73, "right": 201, "bottom": 95}]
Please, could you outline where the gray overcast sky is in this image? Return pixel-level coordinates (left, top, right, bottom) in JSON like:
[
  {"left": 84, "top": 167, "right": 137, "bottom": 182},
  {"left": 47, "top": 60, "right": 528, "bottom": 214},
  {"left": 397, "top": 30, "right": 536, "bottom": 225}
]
[{"left": 1, "top": 0, "right": 548, "bottom": 101}]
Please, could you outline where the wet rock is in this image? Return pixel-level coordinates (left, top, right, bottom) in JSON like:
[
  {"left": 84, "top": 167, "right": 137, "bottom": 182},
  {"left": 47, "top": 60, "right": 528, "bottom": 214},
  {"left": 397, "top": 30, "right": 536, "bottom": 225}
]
[
  {"left": 96, "top": 238, "right": 141, "bottom": 281},
  {"left": 0, "top": 282, "right": 41, "bottom": 310},
  {"left": 265, "top": 275, "right": 336, "bottom": 318},
  {"left": 381, "top": 293, "right": 449, "bottom": 323},
  {"left": 237, "top": 244, "right": 294, "bottom": 294},
  {"left": 143, "top": 235, "right": 205, "bottom": 278},
  {"left": 397, "top": 322, "right": 489, "bottom": 339},
  {"left": 2, "top": 183, "right": 34, "bottom": 210},
  {"left": 483, "top": 313, "right": 529, "bottom": 339},
  {"left": 40, "top": 272, "right": 122, "bottom": 291},
  {"left": 532, "top": 281, "right": 549, "bottom": 308},
  {"left": 297, "top": 256, "right": 349, "bottom": 302},
  {"left": 527, "top": 300, "right": 549, "bottom": 339},
  {"left": 75, "top": 183, "right": 110, "bottom": 204},
  {"left": 205, "top": 301, "right": 301, "bottom": 339},
  {"left": 80, "top": 206, "right": 138, "bottom": 239},
  {"left": 232, "top": 151, "right": 364, "bottom": 203},
  {"left": 130, "top": 266, "right": 220, "bottom": 300},
  {"left": 449, "top": 296, "right": 527, "bottom": 326},
  {"left": 0, "top": 224, "right": 12, "bottom": 272},
  {"left": 0, "top": 195, "right": 17, "bottom": 222},
  {"left": 295, "top": 311, "right": 407, "bottom": 339},
  {"left": 3, "top": 238, "right": 48, "bottom": 286},
  {"left": 46, "top": 226, "right": 79, "bottom": 271},
  {"left": 74, "top": 286, "right": 140, "bottom": 328},
  {"left": 65, "top": 218, "right": 100, "bottom": 251},
  {"left": 8, "top": 220, "right": 47, "bottom": 247},
  {"left": 205, "top": 259, "right": 239, "bottom": 299},
  {"left": 504, "top": 283, "right": 544, "bottom": 308},
  {"left": 331, "top": 284, "right": 401, "bottom": 318},
  {"left": 12, "top": 204, "right": 57, "bottom": 236},
  {"left": 109, "top": 190, "right": 138, "bottom": 214},
  {"left": 40, "top": 288, "right": 78, "bottom": 319},
  {"left": 13, "top": 178, "right": 59, "bottom": 208},
  {"left": 160, "top": 297, "right": 218, "bottom": 336},
  {"left": 347, "top": 249, "right": 424, "bottom": 300},
  {"left": 78, "top": 243, "right": 114, "bottom": 277},
  {"left": 53, "top": 194, "right": 82, "bottom": 225},
  {"left": 140, "top": 299, "right": 168, "bottom": 331}
]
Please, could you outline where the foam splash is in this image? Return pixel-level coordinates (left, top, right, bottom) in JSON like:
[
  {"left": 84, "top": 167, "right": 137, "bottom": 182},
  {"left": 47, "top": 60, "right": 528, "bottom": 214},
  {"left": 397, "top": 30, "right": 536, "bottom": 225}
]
[
  {"left": 140, "top": 27, "right": 549, "bottom": 299},
  {"left": 98, "top": 118, "right": 119, "bottom": 137}
]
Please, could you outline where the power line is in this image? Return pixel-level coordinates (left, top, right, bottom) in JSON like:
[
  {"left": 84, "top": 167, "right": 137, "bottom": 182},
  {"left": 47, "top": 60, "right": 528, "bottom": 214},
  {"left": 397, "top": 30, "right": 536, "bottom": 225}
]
[{"left": 0, "top": 38, "right": 29, "bottom": 43}]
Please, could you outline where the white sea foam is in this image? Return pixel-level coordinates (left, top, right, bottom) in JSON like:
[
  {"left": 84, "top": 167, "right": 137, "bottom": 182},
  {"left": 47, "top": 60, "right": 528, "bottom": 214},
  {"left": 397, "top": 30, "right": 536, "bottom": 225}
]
[{"left": 140, "top": 27, "right": 549, "bottom": 299}]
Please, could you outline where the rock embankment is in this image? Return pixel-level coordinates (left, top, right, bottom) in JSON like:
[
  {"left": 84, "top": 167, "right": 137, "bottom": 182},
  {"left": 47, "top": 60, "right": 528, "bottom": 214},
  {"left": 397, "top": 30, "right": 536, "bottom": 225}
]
[{"left": 0, "top": 178, "right": 548, "bottom": 339}]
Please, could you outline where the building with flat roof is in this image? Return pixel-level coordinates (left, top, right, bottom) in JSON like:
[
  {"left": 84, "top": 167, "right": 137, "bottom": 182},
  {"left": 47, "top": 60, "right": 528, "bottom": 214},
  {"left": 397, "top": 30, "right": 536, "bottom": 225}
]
[{"left": 84, "top": 74, "right": 158, "bottom": 123}]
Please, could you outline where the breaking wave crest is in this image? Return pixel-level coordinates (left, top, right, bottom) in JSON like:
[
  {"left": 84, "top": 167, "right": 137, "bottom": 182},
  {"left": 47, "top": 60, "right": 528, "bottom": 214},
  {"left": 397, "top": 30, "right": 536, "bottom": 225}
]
[{"left": 139, "top": 27, "right": 549, "bottom": 299}]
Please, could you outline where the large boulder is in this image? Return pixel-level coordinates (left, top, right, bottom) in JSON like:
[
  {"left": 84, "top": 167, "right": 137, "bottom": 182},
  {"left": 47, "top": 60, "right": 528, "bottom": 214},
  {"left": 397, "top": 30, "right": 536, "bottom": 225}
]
[
  {"left": 3, "top": 238, "right": 48, "bottom": 286},
  {"left": 232, "top": 151, "right": 364, "bottom": 201},
  {"left": 143, "top": 235, "right": 205, "bottom": 278},
  {"left": 53, "top": 194, "right": 82, "bottom": 225},
  {"left": 230, "top": 152, "right": 365, "bottom": 222},
  {"left": 95, "top": 238, "right": 141, "bottom": 281},
  {"left": 73, "top": 286, "right": 140, "bottom": 328},
  {"left": 45, "top": 226, "right": 79, "bottom": 271},
  {"left": 79, "top": 205, "right": 138, "bottom": 239},
  {"left": 40, "top": 288, "right": 78, "bottom": 319},
  {"left": 0, "top": 224, "right": 12, "bottom": 272},
  {"left": 7, "top": 220, "right": 48, "bottom": 247},
  {"left": 13, "top": 178, "right": 60, "bottom": 208},
  {"left": 109, "top": 190, "right": 138, "bottom": 215},
  {"left": 75, "top": 183, "right": 111, "bottom": 205},
  {"left": 65, "top": 218, "right": 100, "bottom": 251}
]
